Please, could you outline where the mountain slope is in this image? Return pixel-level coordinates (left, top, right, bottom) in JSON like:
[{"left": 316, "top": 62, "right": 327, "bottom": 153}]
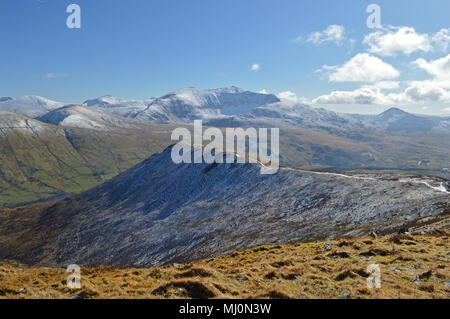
[
  {"left": 0, "top": 146, "right": 447, "bottom": 267},
  {"left": 0, "top": 111, "right": 176, "bottom": 206}
]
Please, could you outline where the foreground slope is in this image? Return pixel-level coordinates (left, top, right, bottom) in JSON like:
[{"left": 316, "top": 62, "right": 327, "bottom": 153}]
[
  {"left": 0, "top": 146, "right": 448, "bottom": 268},
  {"left": 0, "top": 233, "right": 448, "bottom": 299}
]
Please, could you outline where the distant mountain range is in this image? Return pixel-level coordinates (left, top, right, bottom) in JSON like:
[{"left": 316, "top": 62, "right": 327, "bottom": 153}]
[
  {"left": 82, "top": 87, "right": 450, "bottom": 133},
  {"left": 3, "top": 87, "right": 449, "bottom": 135}
]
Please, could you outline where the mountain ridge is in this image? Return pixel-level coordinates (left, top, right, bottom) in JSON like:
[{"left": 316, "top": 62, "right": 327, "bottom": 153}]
[{"left": 3, "top": 89, "right": 449, "bottom": 131}]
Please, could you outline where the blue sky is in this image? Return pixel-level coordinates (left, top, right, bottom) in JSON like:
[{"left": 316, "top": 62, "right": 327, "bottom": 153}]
[{"left": 1, "top": 0, "right": 449, "bottom": 114}]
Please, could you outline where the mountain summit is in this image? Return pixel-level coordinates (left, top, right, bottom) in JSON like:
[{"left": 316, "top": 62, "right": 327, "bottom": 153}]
[{"left": 372, "top": 107, "right": 437, "bottom": 132}]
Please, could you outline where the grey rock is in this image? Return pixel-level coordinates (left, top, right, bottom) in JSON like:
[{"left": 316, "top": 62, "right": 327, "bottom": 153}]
[{"left": 15, "top": 288, "right": 25, "bottom": 294}]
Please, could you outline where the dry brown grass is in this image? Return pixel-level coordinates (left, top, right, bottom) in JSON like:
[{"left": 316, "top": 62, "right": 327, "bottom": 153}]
[{"left": 0, "top": 235, "right": 448, "bottom": 299}]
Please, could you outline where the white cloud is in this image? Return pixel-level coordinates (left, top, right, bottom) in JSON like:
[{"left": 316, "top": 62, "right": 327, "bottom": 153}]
[
  {"left": 312, "top": 85, "right": 390, "bottom": 105},
  {"left": 44, "top": 72, "right": 69, "bottom": 79},
  {"left": 304, "top": 26, "right": 450, "bottom": 109},
  {"left": 313, "top": 80, "right": 450, "bottom": 105},
  {"left": 396, "top": 54, "right": 450, "bottom": 103},
  {"left": 318, "top": 53, "right": 400, "bottom": 83},
  {"left": 368, "top": 81, "right": 400, "bottom": 90},
  {"left": 291, "top": 35, "right": 302, "bottom": 43},
  {"left": 413, "top": 54, "right": 450, "bottom": 80},
  {"left": 306, "top": 25, "right": 345, "bottom": 45},
  {"left": 402, "top": 80, "right": 450, "bottom": 102},
  {"left": 259, "top": 89, "right": 269, "bottom": 94},
  {"left": 277, "top": 91, "right": 299, "bottom": 103},
  {"left": 347, "top": 38, "right": 356, "bottom": 54},
  {"left": 250, "top": 64, "right": 260, "bottom": 72},
  {"left": 432, "top": 28, "right": 450, "bottom": 52},
  {"left": 363, "top": 26, "right": 432, "bottom": 56}
]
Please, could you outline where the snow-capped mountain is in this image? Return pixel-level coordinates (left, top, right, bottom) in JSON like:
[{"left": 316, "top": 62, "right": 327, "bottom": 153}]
[
  {"left": 81, "top": 87, "right": 450, "bottom": 134},
  {"left": 83, "top": 95, "right": 151, "bottom": 118},
  {"left": 36, "top": 104, "right": 139, "bottom": 130},
  {"left": 3, "top": 88, "right": 449, "bottom": 134},
  {"left": 0, "top": 95, "right": 65, "bottom": 118},
  {"left": 0, "top": 145, "right": 447, "bottom": 267},
  {"left": 84, "top": 87, "right": 280, "bottom": 123}
]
